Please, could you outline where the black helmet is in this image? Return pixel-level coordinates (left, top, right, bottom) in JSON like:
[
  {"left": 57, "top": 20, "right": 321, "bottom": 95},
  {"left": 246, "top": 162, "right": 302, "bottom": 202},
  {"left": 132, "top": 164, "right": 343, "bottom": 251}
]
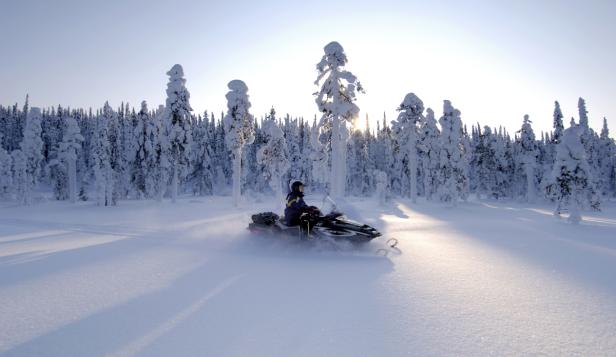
[{"left": 291, "top": 181, "right": 304, "bottom": 192}]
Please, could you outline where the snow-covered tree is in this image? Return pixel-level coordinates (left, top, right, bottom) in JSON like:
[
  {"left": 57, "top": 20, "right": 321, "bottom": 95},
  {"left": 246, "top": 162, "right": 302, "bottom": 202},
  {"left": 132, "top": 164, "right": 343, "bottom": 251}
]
[
  {"left": 190, "top": 113, "right": 214, "bottom": 196},
  {"left": 122, "top": 107, "right": 139, "bottom": 198},
  {"left": 516, "top": 115, "right": 538, "bottom": 202},
  {"left": 11, "top": 150, "right": 26, "bottom": 202},
  {"left": 375, "top": 170, "right": 388, "bottom": 205},
  {"left": 257, "top": 118, "right": 290, "bottom": 203},
  {"left": 551, "top": 124, "right": 600, "bottom": 223},
  {"left": 140, "top": 104, "right": 158, "bottom": 198},
  {"left": 314, "top": 41, "right": 363, "bottom": 198},
  {"left": 153, "top": 105, "right": 171, "bottom": 201},
  {"left": 0, "top": 133, "right": 12, "bottom": 198},
  {"left": 347, "top": 124, "right": 372, "bottom": 196},
  {"left": 420, "top": 108, "right": 441, "bottom": 200},
  {"left": 437, "top": 100, "right": 468, "bottom": 205},
  {"left": 310, "top": 120, "right": 329, "bottom": 191},
  {"left": 553, "top": 101, "right": 564, "bottom": 144},
  {"left": 299, "top": 119, "right": 314, "bottom": 187},
  {"left": 164, "top": 64, "right": 193, "bottom": 203},
  {"left": 107, "top": 104, "right": 124, "bottom": 203},
  {"left": 20, "top": 107, "right": 44, "bottom": 204},
  {"left": 132, "top": 101, "right": 149, "bottom": 198},
  {"left": 58, "top": 115, "right": 84, "bottom": 203},
  {"left": 92, "top": 103, "right": 114, "bottom": 206},
  {"left": 392, "top": 93, "right": 424, "bottom": 203},
  {"left": 223, "top": 79, "right": 255, "bottom": 207},
  {"left": 597, "top": 118, "right": 615, "bottom": 197}
]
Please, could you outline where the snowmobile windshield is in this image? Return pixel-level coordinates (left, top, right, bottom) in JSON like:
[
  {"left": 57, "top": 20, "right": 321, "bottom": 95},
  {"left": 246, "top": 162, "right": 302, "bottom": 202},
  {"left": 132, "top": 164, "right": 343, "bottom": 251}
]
[{"left": 321, "top": 196, "right": 337, "bottom": 214}]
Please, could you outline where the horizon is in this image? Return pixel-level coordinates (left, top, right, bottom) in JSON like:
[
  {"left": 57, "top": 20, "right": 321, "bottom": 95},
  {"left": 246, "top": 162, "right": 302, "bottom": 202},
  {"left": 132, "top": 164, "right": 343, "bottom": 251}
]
[{"left": 1, "top": 0, "right": 615, "bottom": 137}]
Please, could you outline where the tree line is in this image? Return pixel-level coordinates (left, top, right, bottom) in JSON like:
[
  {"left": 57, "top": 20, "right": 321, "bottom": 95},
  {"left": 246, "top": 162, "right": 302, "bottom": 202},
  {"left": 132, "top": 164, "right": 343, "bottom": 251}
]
[{"left": 0, "top": 42, "right": 614, "bottom": 223}]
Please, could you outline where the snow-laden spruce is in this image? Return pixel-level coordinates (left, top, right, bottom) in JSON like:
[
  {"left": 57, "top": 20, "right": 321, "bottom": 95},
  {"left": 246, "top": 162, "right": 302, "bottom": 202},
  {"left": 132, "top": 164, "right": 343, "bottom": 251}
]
[
  {"left": 553, "top": 101, "right": 564, "bottom": 144},
  {"left": 11, "top": 149, "right": 27, "bottom": 202},
  {"left": 190, "top": 111, "right": 214, "bottom": 196},
  {"left": 309, "top": 121, "right": 329, "bottom": 190},
  {"left": 314, "top": 41, "right": 363, "bottom": 198},
  {"left": 13, "top": 107, "right": 44, "bottom": 204},
  {"left": 223, "top": 79, "right": 255, "bottom": 207},
  {"left": 347, "top": 117, "right": 374, "bottom": 196},
  {"left": 598, "top": 118, "right": 616, "bottom": 196},
  {"left": 19, "top": 107, "right": 44, "bottom": 204},
  {"left": 132, "top": 101, "right": 149, "bottom": 198},
  {"left": 374, "top": 169, "right": 388, "bottom": 205},
  {"left": 437, "top": 100, "right": 468, "bottom": 205},
  {"left": 393, "top": 93, "right": 424, "bottom": 203},
  {"left": 420, "top": 108, "right": 441, "bottom": 201},
  {"left": 92, "top": 102, "right": 114, "bottom": 206},
  {"left": 257, "top": 113, "right": 290, "bottom": 204},
  {"left": 0, "top": 133, "right": 12, "bottom": 199},
  {"left": 515, "top": 114, "right": 538, "bottom": 202},
  {"left": 551, "top": 123, "right": 600, "bottom": 223},
  {"left": 164, "top": 64, "right": 193, "bottom": 203},
  {"left": 58, "top": 115, "right": 84, "bottom": 203}
]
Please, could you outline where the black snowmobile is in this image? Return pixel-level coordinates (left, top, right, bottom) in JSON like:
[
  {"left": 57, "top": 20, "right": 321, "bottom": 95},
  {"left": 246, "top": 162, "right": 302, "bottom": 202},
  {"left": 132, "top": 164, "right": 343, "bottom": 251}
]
[{"left": 248, "top": 205, "right": 382, "bottom": 244}]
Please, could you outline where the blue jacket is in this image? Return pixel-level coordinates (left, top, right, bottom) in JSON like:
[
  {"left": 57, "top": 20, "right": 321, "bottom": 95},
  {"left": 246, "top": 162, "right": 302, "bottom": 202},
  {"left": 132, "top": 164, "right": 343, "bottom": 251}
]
[{"left": 284, "top": 191, "right": 307, "bottom": 226}]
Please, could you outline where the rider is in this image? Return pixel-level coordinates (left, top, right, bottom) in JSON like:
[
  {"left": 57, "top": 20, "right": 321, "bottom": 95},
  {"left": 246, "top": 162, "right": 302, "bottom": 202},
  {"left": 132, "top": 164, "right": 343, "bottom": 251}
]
[{"left": 285, "top": 181, "right": 308, "bottom": 226}]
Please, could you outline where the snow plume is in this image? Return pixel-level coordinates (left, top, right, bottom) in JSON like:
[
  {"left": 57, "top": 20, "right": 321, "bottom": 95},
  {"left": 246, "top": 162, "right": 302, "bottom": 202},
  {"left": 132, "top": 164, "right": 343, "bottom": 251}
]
[
  {"left": 393, "top": 93, "right": 424, "bottom": 203},
  {"left": 314, "top": 41, "right": 363, "bottom": 198},
  {"left": 551, "top": 124, "right": 600, "bottom": 223},
  {"left": 223, "top": 79, "right": 255, "bottom": 207}
]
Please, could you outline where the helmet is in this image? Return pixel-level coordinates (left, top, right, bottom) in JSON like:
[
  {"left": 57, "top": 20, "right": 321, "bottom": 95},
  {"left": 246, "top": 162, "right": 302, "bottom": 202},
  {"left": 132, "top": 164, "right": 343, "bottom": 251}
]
[{"left": 291, "top": 181, "right": 304, "bottom": 192}]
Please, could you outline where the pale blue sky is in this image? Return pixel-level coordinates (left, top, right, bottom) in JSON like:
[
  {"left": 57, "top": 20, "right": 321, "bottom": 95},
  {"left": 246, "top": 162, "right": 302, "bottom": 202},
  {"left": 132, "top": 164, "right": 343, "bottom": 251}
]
[{"left": 1, "top": 0, "right": 615, "bottom": 135}]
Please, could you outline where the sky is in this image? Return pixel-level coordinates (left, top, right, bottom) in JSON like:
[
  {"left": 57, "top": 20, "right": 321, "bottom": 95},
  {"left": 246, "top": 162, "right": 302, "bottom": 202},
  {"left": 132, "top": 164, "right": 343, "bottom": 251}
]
[{"left": 1, "top": 0, "right": 615, "bottom": 136}]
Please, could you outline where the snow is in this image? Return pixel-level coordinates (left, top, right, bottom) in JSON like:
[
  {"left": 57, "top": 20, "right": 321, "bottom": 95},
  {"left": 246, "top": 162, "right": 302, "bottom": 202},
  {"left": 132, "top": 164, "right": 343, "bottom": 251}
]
[
  {"left": 227, "top": 79, "right": 248, "bottom": 94},
  {"left": 1, "top": 196, "right": 616, "bottom": 356}
]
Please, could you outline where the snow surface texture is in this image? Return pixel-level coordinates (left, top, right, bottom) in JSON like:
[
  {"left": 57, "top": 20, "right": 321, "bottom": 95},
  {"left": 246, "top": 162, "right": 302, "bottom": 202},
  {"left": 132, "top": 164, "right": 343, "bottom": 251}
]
[{"left": 1, "top": 196, "right": 615, "bottom": 356}]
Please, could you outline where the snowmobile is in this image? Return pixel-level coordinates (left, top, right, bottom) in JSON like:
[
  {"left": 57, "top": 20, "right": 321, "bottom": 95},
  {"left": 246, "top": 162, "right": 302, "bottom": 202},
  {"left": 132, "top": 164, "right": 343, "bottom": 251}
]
[
  {"left": 247, "top": 197, "right": 397, "bottom": 251},
  {"left": 249, "top": 207, "right": 381, "bottom": 244}
]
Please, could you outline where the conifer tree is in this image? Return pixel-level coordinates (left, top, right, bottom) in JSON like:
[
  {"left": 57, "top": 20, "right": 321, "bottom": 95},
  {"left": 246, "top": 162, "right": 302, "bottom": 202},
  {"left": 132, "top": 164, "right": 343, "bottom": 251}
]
[
  {"left": 553, "top": 101, "right": 564, "bottom": 144},
  {"left": 257, "top": 117, "right": 290, "bottom": 203},
  {"left": 437, "top": 100, "right": 468, "bottom": 205},
  {"left": 0, "top": 133, "right": 12, "bottom": 198},
  {"left": 516, "top": 115, "right": 538, "bottom": 202},
  {"left": 92, "top": 104, "right": 115, "bottom": 206},
  {"left": 223, "top": 80, "right": 255, "bottom": 206},
  {"left": 58, "top": 115, "right": 84, "bottom": 203},
  {"left": 393, "top": 93, "right": 424, "bottom": 202},
  {"left": 20, "top": 107, "right": 44, "bottom": 204},
  {"left": 164, "top": 64, "right": 193, "bottom": 203},
  {"left": 551, "top": 124, "right": 600, "bottom": 223},
  {"left": 314, "top": 41, "right": 363, "bottom": 197},
  {"left": 420, "top": 108, "right": 441, "bottom": 200},
  {"left": 598, "top": 118, "right": 616, "bottom": 197},
  {"left": 11, "top": 150, "right": 27, "bottom": 202}
]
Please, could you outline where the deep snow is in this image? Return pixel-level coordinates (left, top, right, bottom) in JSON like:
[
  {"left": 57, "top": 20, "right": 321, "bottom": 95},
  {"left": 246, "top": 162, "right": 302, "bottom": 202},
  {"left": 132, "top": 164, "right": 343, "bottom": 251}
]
[{"left": 1, "top": 196, "right": 616, "bottom": 356}]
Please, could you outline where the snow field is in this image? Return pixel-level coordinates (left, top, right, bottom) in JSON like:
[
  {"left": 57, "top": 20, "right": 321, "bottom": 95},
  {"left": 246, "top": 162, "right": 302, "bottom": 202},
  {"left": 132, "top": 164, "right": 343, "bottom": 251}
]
[{"left": 1, "top": 196, "right": 615, "bottom": 356}]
